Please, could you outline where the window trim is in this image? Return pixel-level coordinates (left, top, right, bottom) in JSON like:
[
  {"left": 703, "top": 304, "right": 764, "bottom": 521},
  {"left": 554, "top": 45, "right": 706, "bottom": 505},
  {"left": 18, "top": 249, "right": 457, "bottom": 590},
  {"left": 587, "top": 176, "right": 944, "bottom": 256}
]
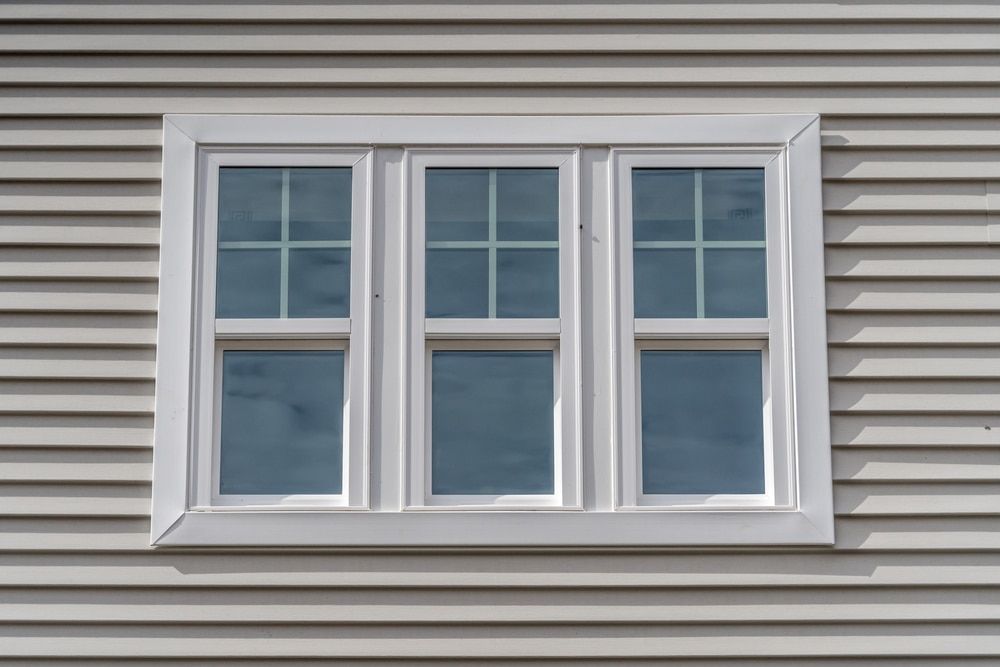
[{"left": 153, "top": 114, "right": 832, "bottom": 546}]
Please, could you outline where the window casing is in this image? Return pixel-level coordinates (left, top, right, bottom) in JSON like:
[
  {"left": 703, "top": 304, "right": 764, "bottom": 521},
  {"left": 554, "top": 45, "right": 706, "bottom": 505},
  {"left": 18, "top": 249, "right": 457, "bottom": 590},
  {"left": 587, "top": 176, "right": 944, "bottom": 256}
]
[{"left": 153, "top": 115, "right": 832, "bottom": 546}]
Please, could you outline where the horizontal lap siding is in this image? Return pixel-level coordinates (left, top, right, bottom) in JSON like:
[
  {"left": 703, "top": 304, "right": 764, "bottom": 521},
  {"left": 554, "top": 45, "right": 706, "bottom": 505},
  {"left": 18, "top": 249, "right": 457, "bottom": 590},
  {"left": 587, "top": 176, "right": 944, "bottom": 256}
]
[{"left": 0, "top": 3, "right": 998, "bottom": 663}]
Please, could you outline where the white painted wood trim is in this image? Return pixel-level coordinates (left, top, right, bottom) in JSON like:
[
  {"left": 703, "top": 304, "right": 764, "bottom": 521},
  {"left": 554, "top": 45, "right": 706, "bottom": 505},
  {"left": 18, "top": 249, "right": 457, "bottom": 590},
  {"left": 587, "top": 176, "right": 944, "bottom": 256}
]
[
  {"left": 215, "top": 319, "right": 351, "bottom": 338},
  {"left": 156, "top": 509, "right": 830, "bottom": 546},
  {"left": 165, "top": 114, "right": 815, "bottom": 147},
  {"left": 151, "top": 118, "right": 198, "bottom": 543},
  {"left": 425, "top": 318, "right": 560, "bottom": 339},
  {"left": 785, "top": 117, "right": 834, "bottom": 543}
]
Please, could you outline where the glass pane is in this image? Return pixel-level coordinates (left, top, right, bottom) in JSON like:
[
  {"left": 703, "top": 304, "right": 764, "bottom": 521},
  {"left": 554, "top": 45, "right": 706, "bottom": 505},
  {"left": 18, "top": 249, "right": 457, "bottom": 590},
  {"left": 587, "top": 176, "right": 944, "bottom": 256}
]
[
  {"left": 632, "top": 169, "right": 695, "bottom": 242},
  {"left": 218, "top": 168, "right": 282, "bottom": 242},
  {"left": 497, "top": 249, "right": 559, "bottom": 318},
  {"left": 431, "top": 351, "right": 554, "bottom": 495},
  {"left": 704, "top": 248, "right": 767, "bottom": 318},
  {"left": 216, "top": 249, "right": 280, "bottom": 318},
  {"left": 630, "top": 167, "right": 766, "bottom": 319},
  {"left": 425, "top": 167, "right": 559, "bottom": 319},
  {"left": 640, "top": 350, "right": 764, "bottom": 495},
  {"left": 702, "top": 169, "right": 766, "bottom": 242},
  {"left": 288, "top": 248, "right": 350, "bottom": 318},
  {"left": 426, "top": 249, "right": 488, "bottom": 318},
  {"left": 497, "top": 168, "right": 559, "bottom": 241},
  {"left": 426, "top": 169, "right": 489, "bottom": 242},
  {"left": 633, "top": 249, "right": 696, "bottom": 318},
  {"left": 219, "top": 350, "right": 344, "bottom": 495},
  {"left": 289, "top": 167, "right": 352, "bottom": 241}
]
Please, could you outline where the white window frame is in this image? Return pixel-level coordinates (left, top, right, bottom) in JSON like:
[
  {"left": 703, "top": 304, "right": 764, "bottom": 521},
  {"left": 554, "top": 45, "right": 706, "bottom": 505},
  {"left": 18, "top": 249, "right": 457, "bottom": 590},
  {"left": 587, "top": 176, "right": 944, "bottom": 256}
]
[
  {"left": 405, "top": 150, "right": 581, "bottom": 510},
  {"left": 153, "top": 114, "right": 832, "bottom": 546},
  {"left": 615, "top": 151, "right": 789, "bottom": 510},
  {"left": 194, "top": 150, "right": 372, "bottom": 511}
]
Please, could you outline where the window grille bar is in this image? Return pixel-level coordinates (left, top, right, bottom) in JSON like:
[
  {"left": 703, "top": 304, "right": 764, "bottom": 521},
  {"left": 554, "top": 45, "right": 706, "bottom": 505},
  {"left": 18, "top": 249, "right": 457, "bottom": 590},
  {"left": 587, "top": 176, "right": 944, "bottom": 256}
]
[
  {"left": 279, "top": 168, "right": 290, "bottom": 319},
  {"left": 219, "top": 240, "right": 351, "bottom": 250},
  {"left": 694, "top": 169, "right": 705, "bottom": 319},
  {"left": 633, "top": 240, "right": 765, "bottom": 250},
  {"left": 426, "top": 240, "right": 557, "bottom": 250},
  {"left": 488, "top": 168, "right": 498, "bottom": 319}
]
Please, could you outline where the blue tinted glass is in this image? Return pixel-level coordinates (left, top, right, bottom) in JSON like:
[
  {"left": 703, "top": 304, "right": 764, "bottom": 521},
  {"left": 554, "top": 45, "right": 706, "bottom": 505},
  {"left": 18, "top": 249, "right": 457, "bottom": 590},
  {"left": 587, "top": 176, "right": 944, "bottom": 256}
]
[
  {"left": 702, "top": 169, "right": 766, "bottom": 241},
  {"left": 216, "top": 249, "right": 280, "bottom": 318},
  {"left": 220, "top": 350, "right": 344, "bottom": 495},
  {"left": 431, "top": 351, "right": 554, "bottom": 495},
  {"left": 640, "top": 351, "right": 764, "bottom": 495},
  {"left": 497, "top": 168, "right": 559, "bottom": 241},
  {"left": 633, "top": 249, "right": 697, "bottom": 318},
  {"left": 218, "top": 168, "right": 282, "bottom": 242},
  {"left": 704, "top": 248, "right": 767, "bottom": 318},
  {"left": 426, "top": 169, "right": 489, "bottom": 242},
  {"left": 426, "top": 249, "right": 488, "bottom": 318},
  {"left": 497, "top": 249, "right": 559, "bottom": 318},
  {"left": 289, "top": 167, "right": 352, "bottom": 241},
  {"left": 288, "top": 248, "right": 350, "bottom": 318},
  {"left": 632, "top": 169, "right": 695, "bottom": 242}
]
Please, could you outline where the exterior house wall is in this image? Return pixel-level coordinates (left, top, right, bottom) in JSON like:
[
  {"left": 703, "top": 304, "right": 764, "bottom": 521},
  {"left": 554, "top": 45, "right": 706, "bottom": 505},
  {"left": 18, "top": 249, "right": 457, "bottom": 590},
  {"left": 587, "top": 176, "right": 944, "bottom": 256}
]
[{"left": 0, "top": 2, "right": 998, "bottom": 662}]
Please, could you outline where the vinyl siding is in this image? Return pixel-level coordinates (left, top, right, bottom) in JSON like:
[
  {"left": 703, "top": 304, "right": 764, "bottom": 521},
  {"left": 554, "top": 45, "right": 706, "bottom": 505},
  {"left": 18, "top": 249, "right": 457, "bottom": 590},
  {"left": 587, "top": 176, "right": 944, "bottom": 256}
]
[{"left": 0, "top": 2, "right": 999, "bottom": 663}]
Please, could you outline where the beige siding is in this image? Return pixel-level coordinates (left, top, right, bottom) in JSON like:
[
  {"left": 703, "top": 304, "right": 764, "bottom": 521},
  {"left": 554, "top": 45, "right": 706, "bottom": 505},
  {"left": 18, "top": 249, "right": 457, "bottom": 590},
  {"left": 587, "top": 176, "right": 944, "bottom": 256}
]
[{"left": 0, "top": 2, "right": 998, "bottom": 663}]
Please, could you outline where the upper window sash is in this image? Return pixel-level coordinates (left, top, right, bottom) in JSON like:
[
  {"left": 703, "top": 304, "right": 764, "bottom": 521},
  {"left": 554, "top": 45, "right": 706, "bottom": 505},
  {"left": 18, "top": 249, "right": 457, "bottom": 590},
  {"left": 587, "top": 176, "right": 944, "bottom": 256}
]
[
  {"left": 614, "top": 150, "right": 786, "bottom": 339},
  {"left": 189, "top": 148, "right": 373, "bottom": 510},
  {"left": 408, "top": 150, "right": 579, "bottom": 336},
  {"left": 199, "top": 149, "right": 373, "bottom": 335}
]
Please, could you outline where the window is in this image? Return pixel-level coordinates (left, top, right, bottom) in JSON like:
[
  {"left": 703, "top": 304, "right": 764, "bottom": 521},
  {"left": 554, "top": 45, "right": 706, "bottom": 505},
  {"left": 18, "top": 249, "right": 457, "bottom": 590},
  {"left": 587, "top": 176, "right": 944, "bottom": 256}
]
[
  {"left": 154, "top": 115, "right": 831, "bottom": 546},
  {"left": 406, "top": 154, "right": 580, "bottom": 509},
  {"left": 615, "top": 155, "right": 789, "bottom": 510}
]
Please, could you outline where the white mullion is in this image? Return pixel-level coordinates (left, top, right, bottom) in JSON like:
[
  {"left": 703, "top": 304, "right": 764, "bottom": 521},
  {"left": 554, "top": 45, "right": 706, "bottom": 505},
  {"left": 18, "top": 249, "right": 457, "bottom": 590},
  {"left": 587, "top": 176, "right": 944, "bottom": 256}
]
[
  {"left": 488, "top": 168, "right": 498, "bottom": 319},
  {"left": 279, "top": 168, "right": 290, "bottom": 319},
  {"left": 694, "top": 168, "right": 705, "bottom": 319}
]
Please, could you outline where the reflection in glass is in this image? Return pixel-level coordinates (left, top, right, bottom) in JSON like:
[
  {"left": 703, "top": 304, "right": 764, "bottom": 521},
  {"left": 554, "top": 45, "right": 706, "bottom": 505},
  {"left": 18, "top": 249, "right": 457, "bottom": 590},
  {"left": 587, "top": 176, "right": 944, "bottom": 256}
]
[
  {"left": 497, "top": 249, "right": 559, "bottom": 318},
  {"left": 426, "top": 169, "right": 489, "bottom": 242},
  {"left": 218, "top": 168, "right": 282, "bottom": 242},
  {"left": 288, "top": 248, "right": 350, "bottom": 318},
  {"left": 633, "top": 249, "right": 696, "bottom": 318},
  {"left": 288, "top": 167, "right": 352, "bottom": 241},
  {"left": 497, "top": 168, "right": 559, "bottom": 241},
  {"left": 431, "top": 351, "right": 554, "bottom": 495},
  {"left": 216, "top": 249, "right": 280, "bottom": 318},
  {"left": 426, "top": 249, "right": 489, "bottom": 318},
  {"left": 640, "top": 350, "right": 764, "bottom": 495},
  {"left": 702, "top": 169, "right": 766, "bottom": 241},
  {"left": 704, "top": 248, "right": 767, "bottom": 318},
  {"left": 632, "top": 169, "right": 695, "bottom": 241},
  {"left": 219, "top": 350, "right": 344, "bottom": 495}
]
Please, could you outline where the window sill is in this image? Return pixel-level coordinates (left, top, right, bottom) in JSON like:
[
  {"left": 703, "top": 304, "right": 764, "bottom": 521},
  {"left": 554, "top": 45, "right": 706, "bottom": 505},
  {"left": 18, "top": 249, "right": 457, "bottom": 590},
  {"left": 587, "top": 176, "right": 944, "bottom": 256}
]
[{"left": 153, "top": 507, "right": 833, "bottom": 547}]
